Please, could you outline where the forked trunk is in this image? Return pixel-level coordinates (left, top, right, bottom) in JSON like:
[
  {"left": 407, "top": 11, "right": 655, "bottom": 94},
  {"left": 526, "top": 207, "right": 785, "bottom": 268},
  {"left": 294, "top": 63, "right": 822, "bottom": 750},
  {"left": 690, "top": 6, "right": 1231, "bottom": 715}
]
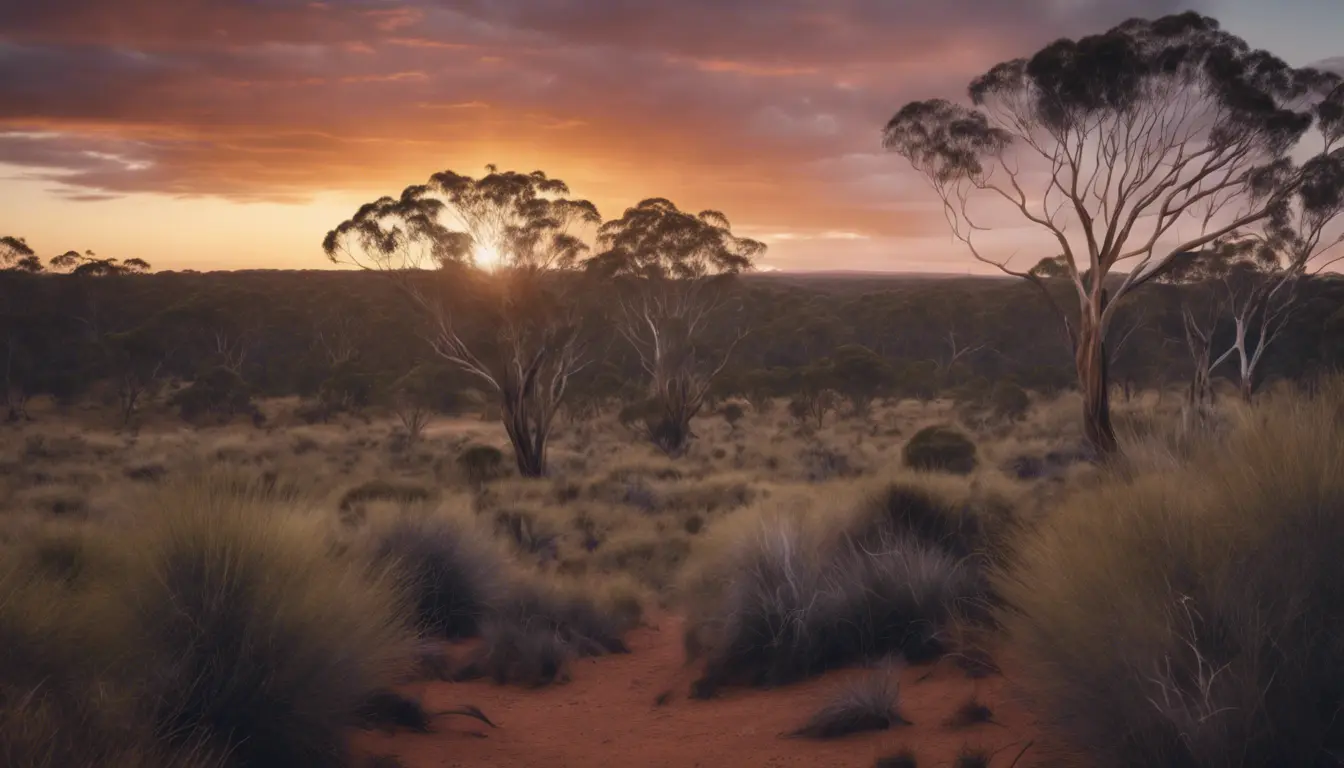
[
  {"left": 500, "top": 395, "right": 548, "bottom": 478},
  {"left": 648, "top": 377, "right": 699, "bottom": 457},
  {"left": 1075, "top": 321, "right": 1117, "bottom": 455},
  {"left": 1239, "top": 373, "right": 1255, "bottom": 403}
]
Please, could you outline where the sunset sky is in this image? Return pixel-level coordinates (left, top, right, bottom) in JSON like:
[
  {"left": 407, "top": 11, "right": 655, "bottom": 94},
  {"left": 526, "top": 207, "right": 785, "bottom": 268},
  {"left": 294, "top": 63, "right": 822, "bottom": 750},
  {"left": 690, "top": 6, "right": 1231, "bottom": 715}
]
[{"left": 2, "top": 1, "right": 1341, "bottom": 273}]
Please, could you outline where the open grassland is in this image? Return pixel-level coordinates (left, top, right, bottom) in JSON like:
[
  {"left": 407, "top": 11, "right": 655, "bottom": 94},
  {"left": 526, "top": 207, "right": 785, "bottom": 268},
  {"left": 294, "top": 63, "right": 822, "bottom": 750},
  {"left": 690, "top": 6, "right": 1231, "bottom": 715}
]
[{"left": 2, "top": 382, "right": 1341, "bottom": 767}]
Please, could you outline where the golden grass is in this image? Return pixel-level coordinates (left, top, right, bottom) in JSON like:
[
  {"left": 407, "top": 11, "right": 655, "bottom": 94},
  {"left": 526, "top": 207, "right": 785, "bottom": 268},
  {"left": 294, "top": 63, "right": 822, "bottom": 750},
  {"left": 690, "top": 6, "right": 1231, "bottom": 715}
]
[
  {"left": 7, "top": 383, "right": 1315, "bottom": 762},
  {"left": 999, "top": 380, "right": 1344, "bottom": 767}
]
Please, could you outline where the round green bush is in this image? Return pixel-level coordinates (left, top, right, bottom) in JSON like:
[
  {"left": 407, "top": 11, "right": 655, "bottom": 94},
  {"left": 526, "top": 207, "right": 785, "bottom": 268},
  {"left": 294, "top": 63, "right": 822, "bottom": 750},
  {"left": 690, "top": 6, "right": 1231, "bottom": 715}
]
[{"left": 902, "top": 426, "right": 977, "bottom": 474}]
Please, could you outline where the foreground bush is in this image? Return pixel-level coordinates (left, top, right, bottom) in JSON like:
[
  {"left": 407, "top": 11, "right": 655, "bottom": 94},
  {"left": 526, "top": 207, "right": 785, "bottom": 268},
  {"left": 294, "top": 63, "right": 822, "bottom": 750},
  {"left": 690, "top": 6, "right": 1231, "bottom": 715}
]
[
  {"left": 369, "top": 508, "right": 639, "bottom": 686},
  {"left": 124, "top": 485, "right": 418, "bottom": 767},
  {"left": 902, "top": 426, "right": 977, "bottom": 474},
  {"left": 0, "top": 560, "right": 203, "bottom": 768},
  {"left": 457, "top": 580, "right": 637, "bottom": 687},
  {"left": 683, "top": 482, "right": 1002, "bottom": 695},
  {"left": 1, "top": 479, "right": 419, "bottom": 768},
  {"left": 1000, "top": 384, "right": 1344, "bottom": 767},
  {"left": 368, "top": 509, "right": 509, "bottom": 638}
]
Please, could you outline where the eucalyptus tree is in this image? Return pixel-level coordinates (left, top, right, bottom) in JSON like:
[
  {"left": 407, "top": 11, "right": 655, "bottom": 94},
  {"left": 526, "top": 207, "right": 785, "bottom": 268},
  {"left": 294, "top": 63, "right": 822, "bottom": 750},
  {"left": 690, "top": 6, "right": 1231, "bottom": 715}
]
[
  {"left": 1161, "top": 143, "right": 1344, "bottom": 402},
  {"left": 1, "top": 236, "right": 43, "bottom": 273},
  {"left": 323, "top": 166, "right": 600, "bottom": 477},
  {"left": 48, "top": 249, "right": 151, "bottom": 276},
  {"left": 1219, "top": 148, "right": 1344, "bottom": 400},
  {"left": 588, "top": 198, "right": 764, "bottom": 455},
  {"left": 883, "top": 12, "right": 1343, "bottom": 453}
]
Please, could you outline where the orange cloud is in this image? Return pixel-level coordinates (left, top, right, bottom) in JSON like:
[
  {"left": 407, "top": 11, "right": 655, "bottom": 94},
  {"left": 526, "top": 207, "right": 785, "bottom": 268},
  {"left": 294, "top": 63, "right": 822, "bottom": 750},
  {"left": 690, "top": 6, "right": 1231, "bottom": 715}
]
[{"left": 1, "top": 0, "right": 1218, "bottom": 270}]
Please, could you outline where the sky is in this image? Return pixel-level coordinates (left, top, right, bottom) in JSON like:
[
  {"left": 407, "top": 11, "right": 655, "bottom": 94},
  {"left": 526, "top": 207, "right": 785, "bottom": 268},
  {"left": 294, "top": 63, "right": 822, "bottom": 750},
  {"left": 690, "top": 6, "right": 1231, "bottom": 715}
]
[{"left": 1, "top": 0, "right": 1341, "bottom": 273}]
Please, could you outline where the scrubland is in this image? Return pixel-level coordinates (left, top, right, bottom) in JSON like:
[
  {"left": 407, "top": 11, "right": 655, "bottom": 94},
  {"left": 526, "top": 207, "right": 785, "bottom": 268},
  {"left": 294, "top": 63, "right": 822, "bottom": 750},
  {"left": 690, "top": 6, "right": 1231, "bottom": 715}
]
[{"left": 1, "top": 381, "right": 1341, "bottom": 767}]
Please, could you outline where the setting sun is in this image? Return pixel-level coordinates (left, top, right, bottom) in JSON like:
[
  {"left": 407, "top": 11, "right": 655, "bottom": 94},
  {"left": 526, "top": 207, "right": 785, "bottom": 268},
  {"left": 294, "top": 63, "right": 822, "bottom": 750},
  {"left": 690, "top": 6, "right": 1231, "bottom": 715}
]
[{"left": 472, "top": 241, "right": 502, "bottom": 269}]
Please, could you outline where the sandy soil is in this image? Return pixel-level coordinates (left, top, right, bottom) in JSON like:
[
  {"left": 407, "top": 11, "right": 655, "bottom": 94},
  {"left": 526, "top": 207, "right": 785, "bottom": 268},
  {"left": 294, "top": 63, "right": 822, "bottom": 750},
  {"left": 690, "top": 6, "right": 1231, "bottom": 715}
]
[{"left": 354, "top": 616, "right": 1043, "bottom": 768}]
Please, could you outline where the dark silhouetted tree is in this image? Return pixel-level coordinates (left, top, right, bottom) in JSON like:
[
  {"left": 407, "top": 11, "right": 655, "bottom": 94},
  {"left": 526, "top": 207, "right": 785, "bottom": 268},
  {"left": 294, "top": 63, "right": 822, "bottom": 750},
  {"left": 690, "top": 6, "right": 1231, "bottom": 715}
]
[
  {"left": 324, "top": 166, "right": 600, "bottom": 477},
  {"left": 49, "top": 250, "right": 151, "bottom": 276},
  {"left": 1, "top": 236, "right": 44, "bottom": 273}
]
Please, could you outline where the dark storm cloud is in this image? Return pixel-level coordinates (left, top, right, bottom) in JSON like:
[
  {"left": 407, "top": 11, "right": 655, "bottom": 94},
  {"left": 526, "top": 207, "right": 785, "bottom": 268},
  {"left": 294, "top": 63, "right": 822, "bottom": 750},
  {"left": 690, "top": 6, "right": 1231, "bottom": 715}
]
[{"left": 0, "top": 0, "right": 1205, "bottom": 234}]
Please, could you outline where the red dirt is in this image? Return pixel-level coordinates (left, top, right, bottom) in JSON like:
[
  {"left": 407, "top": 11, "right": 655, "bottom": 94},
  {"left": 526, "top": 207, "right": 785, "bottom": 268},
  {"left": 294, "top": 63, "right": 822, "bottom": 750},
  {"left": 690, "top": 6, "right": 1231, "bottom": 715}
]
[{"left": 354, "top": 616, "right": 1043, "bottom": 768}]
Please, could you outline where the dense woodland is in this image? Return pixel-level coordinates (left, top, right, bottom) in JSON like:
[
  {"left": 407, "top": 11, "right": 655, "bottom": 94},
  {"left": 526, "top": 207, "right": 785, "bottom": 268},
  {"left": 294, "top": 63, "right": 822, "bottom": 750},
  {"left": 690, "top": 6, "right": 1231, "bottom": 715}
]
[{"left": 3, "top": 267, "right": 1343, "bottom": 423}]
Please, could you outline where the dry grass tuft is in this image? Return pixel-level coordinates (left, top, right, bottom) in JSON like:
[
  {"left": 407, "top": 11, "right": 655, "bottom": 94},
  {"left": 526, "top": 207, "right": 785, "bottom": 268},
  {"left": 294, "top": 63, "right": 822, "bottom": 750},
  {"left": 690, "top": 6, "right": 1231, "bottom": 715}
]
[
  {"left": 367, "top": 507, "right": 510, "bottom": 638},
  {"left": 944, "top": 696, "right": 997, "bottom": 729},
  {"left": 1000, "top": 380, "right": 1344, "bottom": 767},
  {"left": 683, "top": 480, "right": 1003, "bottom": 695},
  {"left": 122, "top": 481, "right": 419, "bottom": 767},
  {"left": 786, "top": 673, "right": 910, "bottom": 739}
]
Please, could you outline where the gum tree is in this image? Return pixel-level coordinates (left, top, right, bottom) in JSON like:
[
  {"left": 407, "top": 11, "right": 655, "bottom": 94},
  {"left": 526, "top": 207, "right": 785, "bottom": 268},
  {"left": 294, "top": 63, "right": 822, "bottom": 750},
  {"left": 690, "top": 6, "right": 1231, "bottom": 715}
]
[
  {"left": 588, "top": 198, "right": 763, "bottom": 456},
  {"left": 883, "top": 12, "right": 1342, "bottom": 453},
  {"left": 323, "top": 166, "right": 600, "bottom": 477},
  {"left": 1220, "top": 148, "right": 1344, "bottom": 400}
]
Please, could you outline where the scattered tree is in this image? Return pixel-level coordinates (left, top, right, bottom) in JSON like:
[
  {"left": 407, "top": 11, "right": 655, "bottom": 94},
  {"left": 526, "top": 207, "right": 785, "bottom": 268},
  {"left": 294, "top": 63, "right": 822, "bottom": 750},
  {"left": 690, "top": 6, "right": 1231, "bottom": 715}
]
[
  {"left": 883, "top": 12, "right": 1344, "bottom": 453},
  {"left": 589, "top": 198, "right": 764, "bottom": 456},
  {"left": 0, "top": 236, "right": 43, "bottom": 273},
  {"left": 324, "top": 166, "right": 600, "bottom": 476},
  {"left": 49, "top": 250, "right": 151, "bottom": 276},
  {"left": 829, "top": 344, "right": 895, "bottom": 415},
  {"left": 388, "top": 363, "right": 440, "bottom": 447}
]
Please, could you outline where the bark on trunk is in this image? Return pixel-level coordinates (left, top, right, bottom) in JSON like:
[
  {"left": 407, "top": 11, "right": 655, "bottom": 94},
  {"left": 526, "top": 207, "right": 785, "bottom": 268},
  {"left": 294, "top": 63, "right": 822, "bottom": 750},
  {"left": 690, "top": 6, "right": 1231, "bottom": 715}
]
[
  {"left": 502, "top": 398, "right": 548, "bottom": 478},
  {"left": 1075, "top": 322, "right": 1117, "bottom": 455},
  {"left": 1239, "top": 373, "right": 1254, "bottom": 403}
]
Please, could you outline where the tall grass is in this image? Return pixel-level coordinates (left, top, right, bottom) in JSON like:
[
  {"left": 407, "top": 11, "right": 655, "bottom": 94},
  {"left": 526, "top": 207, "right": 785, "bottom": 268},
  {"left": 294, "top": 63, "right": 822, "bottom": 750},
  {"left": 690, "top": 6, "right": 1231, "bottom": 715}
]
[
  {"left": 1000, "top": 381, "right": 1344, "bottom": 767},
  {"left": 366, "top": 507, "right": 509, "bottom": 638},
  {"left": 0, "top": 475, "right": 419, "bottom": 768},
  {"left": 125, "top": 481, "right": 418, "bottom": 767}
]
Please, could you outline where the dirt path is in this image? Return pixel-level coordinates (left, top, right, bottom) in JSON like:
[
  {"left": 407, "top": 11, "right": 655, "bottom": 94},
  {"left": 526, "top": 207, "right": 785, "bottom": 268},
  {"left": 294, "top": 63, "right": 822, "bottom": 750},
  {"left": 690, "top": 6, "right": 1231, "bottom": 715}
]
[{"left": 355, "top": 616, "right": 1042, "bottom": 768}]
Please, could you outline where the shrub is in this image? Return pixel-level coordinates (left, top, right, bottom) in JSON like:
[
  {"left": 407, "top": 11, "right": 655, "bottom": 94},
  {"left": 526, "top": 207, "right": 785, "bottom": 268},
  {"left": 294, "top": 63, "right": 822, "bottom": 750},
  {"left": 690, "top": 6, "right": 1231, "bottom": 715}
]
[
  {"left": 318, "top": 360, "right": 375, "bottom": 415},
  {"left": 999, "top": 384, "right": 1344, "bottom": 768},
  {"left": 119, "top": 487, "right": 417, "bottom": 768},
  {"left": 799, "top": 442, "right": 859, "bottom": 482},
  {"left": 849, "top": 483, "right": 988, "bottom": 562},
  {"left": 169, "top": 367, "right": 254, "bottom": 424},
  {"left": 124, "top": 463, "right": 168, "bottom": 483},
  {"left": 902, "top": 426, "right": 977, "bottom": 474},
  {"left": 456, "top": 618, "right": 574, "bottom": 687},
  {"left": 367, "top": 510, "right": 508, "bottom": 638},
  {"left": 0, "top": 560, "right": 194, "bottom": 768},
  {"left": 338, "top": 479, "right": 433, "bottom": 512},
  {"left": 721, "top": 403, "right": 746, "bottom": 429},
  {"left": 787, "top": 673, "right": 909, "bottom": 739},
  {"left": 684, "top": 483, "right": 993, "bottom": 695},
  {"left": 456, "top": 444, "right": 506, "bottom": 489},
  {"left": 989, "top": 380, "right": 1030, "bottom": 422},
  {"left": 453, "top": 580, "right": 636, "bottom": 687}
]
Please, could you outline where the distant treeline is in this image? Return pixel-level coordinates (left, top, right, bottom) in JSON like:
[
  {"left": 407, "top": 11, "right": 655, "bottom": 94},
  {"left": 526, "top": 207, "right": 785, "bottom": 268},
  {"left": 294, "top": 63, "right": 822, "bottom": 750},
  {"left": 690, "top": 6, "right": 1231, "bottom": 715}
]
[{"left": 2, "top": 269, "right": 1342, "bottom": 418}]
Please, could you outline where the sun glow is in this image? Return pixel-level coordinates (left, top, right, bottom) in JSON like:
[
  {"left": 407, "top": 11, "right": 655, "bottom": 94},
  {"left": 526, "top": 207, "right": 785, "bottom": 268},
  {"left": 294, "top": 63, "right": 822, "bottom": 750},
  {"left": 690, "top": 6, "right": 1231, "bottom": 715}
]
[{"left": 472, "top": 241, "right": 502, "bottom": 269}]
